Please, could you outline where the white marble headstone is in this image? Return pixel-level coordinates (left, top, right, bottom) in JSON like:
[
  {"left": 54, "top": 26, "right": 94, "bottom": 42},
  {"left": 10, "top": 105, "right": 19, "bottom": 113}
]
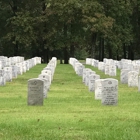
[
  {"left": 95, "top": 79, "right": 103, "bottom": 100},
  {"left": 105, "top": 64, "right": 109, "bottom": 75},
  {"left": 0, "top": 77, "right": 6, "bottom": 86},
  {"left": 128, "top": 71, "right": 138, "bottom": 87},
  {"left": 101, "top": 78, "right": 118, "bottom": 105},
  {"left": 38, "top": 73, "right": 51, "bottom": 92},
  {"left": 4, "top": 67, "right": 12, "bottom": 82},
  {"left": 88, "top": 74, "right": 100, "bottom": 92},
  {"left": 41, "top": 70, "right": 52, "bottom": 83},
  {"left": 85, "top": 70, "right": 95, "bottom": 86},
  {"left": 109, "top": 65, "right": 116, "bottom": 76},
  {"left": 82, "top": 68, "right": 91, "bottom": 84},
  {"left": 120, "top": 69, "right": 130, "bottom": 84}
]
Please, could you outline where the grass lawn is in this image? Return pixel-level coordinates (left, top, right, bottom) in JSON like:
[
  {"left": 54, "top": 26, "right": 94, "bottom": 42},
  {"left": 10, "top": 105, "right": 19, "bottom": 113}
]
[{"left": 0, "top": 62, "right": 140, "bottom": 140}]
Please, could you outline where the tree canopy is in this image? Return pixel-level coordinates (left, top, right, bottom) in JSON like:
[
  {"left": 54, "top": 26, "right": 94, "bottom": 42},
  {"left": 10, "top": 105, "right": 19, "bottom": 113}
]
[{"left": 0, "top": 0, "right": 140, "bottom": 63}]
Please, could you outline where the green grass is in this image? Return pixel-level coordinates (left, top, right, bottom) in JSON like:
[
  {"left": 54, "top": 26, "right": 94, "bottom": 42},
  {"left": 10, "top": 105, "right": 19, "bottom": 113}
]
[{"left": 0, "top": 63, "right": 140, "bottom": 140}]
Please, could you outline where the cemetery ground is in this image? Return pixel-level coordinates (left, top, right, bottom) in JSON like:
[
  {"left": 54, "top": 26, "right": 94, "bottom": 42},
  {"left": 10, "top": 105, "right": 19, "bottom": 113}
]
[{"left": 0, "top": 62, "right": 140, "bottom": 140}]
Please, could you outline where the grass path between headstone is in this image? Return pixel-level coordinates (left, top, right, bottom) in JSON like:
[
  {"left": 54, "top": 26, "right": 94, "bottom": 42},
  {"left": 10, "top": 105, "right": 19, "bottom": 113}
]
[{"left": 0, "top": 63, "right": 140, "bottom": 140}]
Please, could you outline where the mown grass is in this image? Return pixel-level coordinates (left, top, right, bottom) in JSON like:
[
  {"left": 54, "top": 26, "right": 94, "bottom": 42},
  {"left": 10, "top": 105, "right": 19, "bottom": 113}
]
[{"left": 0, "top": 63, "right": 140, "bottom": 140}]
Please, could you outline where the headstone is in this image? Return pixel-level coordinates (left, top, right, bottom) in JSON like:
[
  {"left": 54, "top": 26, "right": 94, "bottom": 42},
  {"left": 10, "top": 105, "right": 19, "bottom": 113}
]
[
  {"left": 4, "top": 67, "right": 12, "bottom": 82},
  {"left": 101, "top": 78, "right": 118, "bottom": 105},
  {"left": 0, "top": 69, "right": 5, "bottom": 77},
  {"left": 44, "top": 66, "right": 54, "bottom": 79},
  {"left": 86, "top": 58, "right": 92, "bottom": 65},
  {"left": 38, "top": 74, "right": 51, "bottom": 93},
  {"left": 82, "top": 68, "right": 91, "bottom": 83},
  {"left": 120, "top": 69, "right": 130, "bottom": 84},
  {"left": 0, "top": 61, "right": 2, "bottom": 69},
  {"left": 6, "top": 60, "right": 11, "bottom": 67},
  {"left": 0, "top": 77, "right": 6, "bottom": 86},
  {"left": 109, "top": 65, "right": 116, "bottom": 76},
  {"left": 76, "top": 64, "right": 84, "bottom": 76},
  {"left": 122, "top": 62, "right": 129, "bottom": 69},
  {"left": 88, "top": 74, "right": 100, "bottom": 92},
  {"left": 133, "top": 65, "right": 140, "bottom": 74},
  {"left": 12, "top": 65, "right": 18, "bottom": 78},
  {"left": 22, "top": 62, "right": 27, "bottom": 73},
  {"left": 40, "top": 78, "right": 48, "bottom": 98},
  {"left": 117, "top": 61, "right": 122, "bottom": 69},
  {"left": 94, "top": 60, "right": 99, "bottom": 67},
  {"left": 105, "top": 64, "right": 110, "bottom": 75},
  {"left": 27, "top": 78, "right": 44, "bottom": 106},
  {"left": 95, "top": 79, "right": 103, "bottom": 100},
  {"left": 26, "top": 61, "right": 30, "bottom": 71},
  {"left": 98, "top": 62, "right": 105, "bottom": 72},
  {"left": 41, "top": 70, "right": 52, "bottom": 83},
  {"left": 85, "top": 70, "right": 95, "bottom": 86},
  {"left": 128, "top": 71, "right": 138, "bottom": 87},
  {"left": 16, "top": 64, "right": 23, "bottom": 75}
]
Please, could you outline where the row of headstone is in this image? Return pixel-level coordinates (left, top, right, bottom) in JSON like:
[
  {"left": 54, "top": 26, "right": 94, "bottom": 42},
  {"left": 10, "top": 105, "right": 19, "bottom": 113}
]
[
  {"left": 86, "top": 57, "right": 140, "bottom": 89},
  {"left": 0, "top": 56, "right": 41, "bottom": 86},
  {"left": 70, "top": 57, "right": 118, "bottom": 105},
  {"left": 0, "top": 56, "right": 26, "bottom": 68},
  {"left": 86, "top": 58, "right": 117, "bottom": 76},
  {"left": 120, "top": 69, "right": 139, "bottom": 87},
  {"left": 82, "top": 68, "right": 100, "bottom": 92},
  {"left": 101, "top": 58, "right": 139, "bottom": 87},
  {"left": 69, "top": 58, "right": 100, "bottom": 91},
  {"left": 69, "top": 58, "right": 85, "bottom": 76},
  {"left": 82, "top": 67, "right": 118, "bottom": 105},
  {"left": 119, "top": 59, "right": 140, "bottom": 88},
  {"left": 86, "top": 57, "right": 140, "bottom": 72},
  {"left": 27, "top": 57, "right": 57, "bottom": 106}
]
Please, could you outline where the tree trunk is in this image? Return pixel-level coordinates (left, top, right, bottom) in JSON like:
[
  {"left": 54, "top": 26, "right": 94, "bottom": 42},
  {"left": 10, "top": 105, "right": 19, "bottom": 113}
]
[
  {"left": 60, "top": 58, "right": 63, "bottom": 64},
  {"left": 128, "top": 45, "right": 134, "bottom": 60},
  {"left": 63, "top": 23, "right": 69, "bottom": 64},
  {"left": 131, "top": 51, "right": 134, "bottom": 60},
  {"left": 91, "top": 33, "right": 97, "bottom": 58},
  {"left": 14, "top": 41, "right": 19, "bottom": 56},
  {"left": 40, "top": 2, "right": 50, "bottom": 63},
  {"left": 70, "top": 23, "right": 75, "bottom": 57},
  {"left": 70, "top": 44, "right": 75, "bottom": 57},
  {"left": 10, "top": 0, "right": 18, "bottom": 16},
  {"left": 42, "top": 48, "right": 49, "bottom": 63},
  {"left": 98, "top": 38, "right": 101, "bottom": 61},
  {"left": 102, "top": 38, "right": 104, "bottom": 61},
  {"left": 123, "top": 44, "right": 126, "bottom": 59},
  {"left": 116, "top": 49, "right": 119, "bottom": 60},
  {"left": 108, "top": 45, "right": 112, "bottom": 58},
  {"left": 98, "top": 37, "right": 104, "bottom": 61},
  {"left": 63, "top": 47, "right": 69, "bottom": 64},
  {"left": 10, "top": 1, "right": 18, "bottom": 56}
]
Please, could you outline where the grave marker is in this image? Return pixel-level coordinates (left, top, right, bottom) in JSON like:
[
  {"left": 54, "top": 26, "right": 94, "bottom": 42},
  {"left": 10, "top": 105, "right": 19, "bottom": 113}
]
[
  {"left": 101, "top": 78, "right": 118, "bottom": 105},
  {"left": 95, "top": 79, "right": 103, "bottom": 100},
  {"left": 128, "top": 71, "right": 138, "bottom": 87},
  {"left": 88, "top": 74, "right": 100, "bottom": 92},
  {"left": 28, "top": 78, "right": 44, "bottom": 106}
]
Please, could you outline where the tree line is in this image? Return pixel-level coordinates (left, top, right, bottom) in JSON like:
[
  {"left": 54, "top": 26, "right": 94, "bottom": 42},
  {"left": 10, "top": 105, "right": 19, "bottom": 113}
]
[{"left": 0, "top": 0, "right": 140, "bottom": 63}]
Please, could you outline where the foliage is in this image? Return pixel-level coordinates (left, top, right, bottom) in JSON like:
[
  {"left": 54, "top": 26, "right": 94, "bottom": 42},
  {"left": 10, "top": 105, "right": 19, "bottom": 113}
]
[{"left": 0, "top": 0, "right": 140, "bottom": 60}]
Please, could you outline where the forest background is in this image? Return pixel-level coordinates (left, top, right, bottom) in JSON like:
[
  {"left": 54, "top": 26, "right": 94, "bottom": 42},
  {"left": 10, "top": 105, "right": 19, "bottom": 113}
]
[{"left": 0, "top": 0, "right": 140, "bottom": 63}]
